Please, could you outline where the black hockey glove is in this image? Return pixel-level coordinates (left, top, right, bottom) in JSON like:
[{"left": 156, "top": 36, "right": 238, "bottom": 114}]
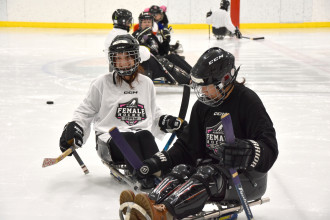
[
  {"left": 135, "top": 27, "right": 152, "bottom": 43},
  {"left": 215, "top": 139, "right": 261, "bottom": 170},
  {"left": 235, "top": 26, "right": 242, "bottom": 39},
  {"left": 206, "top": 11, "right": 212, "bottom": 18},
  {"left": 136, "top": 151, "right": 172, "bottom": 179},
  {"left": 159, "top": 114, "right": 187, "bottom": 136},
  {"left": 160, "top": 28, "right": 171, "bottom": 42},
  {"left": 59, "top": 121, "right": 84, "bottom": 154}
]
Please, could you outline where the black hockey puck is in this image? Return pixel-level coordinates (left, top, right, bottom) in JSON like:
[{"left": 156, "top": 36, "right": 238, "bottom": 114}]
[{"left": 46, "top": 101, "right": 54, "bottom": 104}]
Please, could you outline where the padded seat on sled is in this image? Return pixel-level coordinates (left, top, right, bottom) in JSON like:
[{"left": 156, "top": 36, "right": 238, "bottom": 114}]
[{"left": 212, "top": 27, "right": 233, "bottom": 39}]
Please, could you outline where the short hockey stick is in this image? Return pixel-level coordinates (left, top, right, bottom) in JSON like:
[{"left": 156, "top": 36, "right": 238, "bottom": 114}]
[
  {"left": 109, "top": 127, "right": 143, "bottom": 169},
  {"left": 72, "top": 150, "right": 89, "bottom": 174},
  {"left": 42, "top": 146, "right": 76, "bottom": 168},
  {"left": 241, "top": 36, "right": 265, "bottom": 40},
  {"left": 221, "top": 113, "right": 254, "bottom": 220},
  {"left": 151, "top": 54, "right": 178, "bottom": 84},
  {"left": 109, "top": 127, "right": 161, "bottom": 190},
  {"left": 163, "top": 84, "right": 190, "bottom": 151},
  {"left": 42, "top": 141, "right": 89, "bottom": 174}
]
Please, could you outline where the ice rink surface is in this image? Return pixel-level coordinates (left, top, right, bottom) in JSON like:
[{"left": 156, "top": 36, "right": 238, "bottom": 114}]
[{"left": 0, "top": 27, "right": 330, "bottom": 219}]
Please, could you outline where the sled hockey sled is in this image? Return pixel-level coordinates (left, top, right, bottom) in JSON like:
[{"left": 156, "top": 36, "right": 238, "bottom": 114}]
[
  {"left": 102, "top": 160, "right": 159, "bottom": 192},
  {"left": 102, "top": 160, "right": 143, "bottom": 191},
  {"left": 119, "top": 197, "right": 270, "bottom": 220}
]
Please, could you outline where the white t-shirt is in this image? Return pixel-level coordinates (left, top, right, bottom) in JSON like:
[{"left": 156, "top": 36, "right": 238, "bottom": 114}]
[
  {"left": 72, "top": 72, "right": 165, "bottom": 143},
  {"left": 104, "top": 28, "right": 150, "bottom": 62},
  {"left": 206, "top": 8, "right": 235, "bottom": 33}
]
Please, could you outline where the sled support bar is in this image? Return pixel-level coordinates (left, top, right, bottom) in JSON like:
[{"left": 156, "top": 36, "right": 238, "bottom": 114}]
[{"left": 197, "top": 197, "right": 270, "bottom": 220}]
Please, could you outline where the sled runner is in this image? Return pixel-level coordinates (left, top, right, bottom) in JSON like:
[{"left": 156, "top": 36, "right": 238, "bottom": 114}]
[{"left": 119, "top": 197, "right": 270, "bottom": 220}]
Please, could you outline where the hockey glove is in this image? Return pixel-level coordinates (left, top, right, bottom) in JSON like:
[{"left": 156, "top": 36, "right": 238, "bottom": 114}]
[
  {"left": 235, "top": 26, "right": 242, "bottom": 39},
  {"left": 135, "top": 27, "right": 152, "bottom": 43},
  {"left": 136, "top": 151, "right": 172, "bottom": 179},
  {"left": 215, "top": 139, "right": 261, "bottom": 170},
  {"left": 159, "top": 114, "right": 187, "bottom": 136},
  {"left": 59, "top": 121, "right": 84, "bottom": 154},
  {"left": 206, "top": 11, "right": 212, "bottom": 18},
  {"left": 160, "top": 28, "right": 171, "bottom": 42}
]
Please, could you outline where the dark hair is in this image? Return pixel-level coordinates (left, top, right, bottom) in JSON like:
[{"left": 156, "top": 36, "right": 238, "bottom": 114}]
[{"left": 116, "top": 65, "right": 144, "bottom": 89}]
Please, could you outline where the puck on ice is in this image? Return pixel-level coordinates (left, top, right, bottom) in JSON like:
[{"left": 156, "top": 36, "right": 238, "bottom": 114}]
[{"left": 46, "top": 101, "right": 54, "bottom": 104}]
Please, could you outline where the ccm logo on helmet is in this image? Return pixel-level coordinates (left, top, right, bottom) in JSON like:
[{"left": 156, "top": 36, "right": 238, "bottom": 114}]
[{"left": 208, "top": 54, "right": 223, "bottom": 65}]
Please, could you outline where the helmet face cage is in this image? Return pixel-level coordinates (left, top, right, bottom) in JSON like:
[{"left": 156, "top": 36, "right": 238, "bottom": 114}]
[
  {"left": 193, "top": 83, "right": 225, "bottom": 107},
  {"left": 149, "top": 5, "right": 163, "bottom": 21},
  {"left": 192, "top": 69, "right": 235, "bottom": 107},
  {"left": 109, "top": 35, "right": 141, "bottom": 76},
  {"left": 139, "top": 12, "right": 154, "bottom": 28}
]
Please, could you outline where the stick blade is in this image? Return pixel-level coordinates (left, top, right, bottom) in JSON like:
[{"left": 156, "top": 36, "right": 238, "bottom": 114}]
[
  {"left": 42, "top": 158, "right": 57, "bottom": 167},
  {"left": 252, "top": 37, "right": 265, "bottom": 40}
]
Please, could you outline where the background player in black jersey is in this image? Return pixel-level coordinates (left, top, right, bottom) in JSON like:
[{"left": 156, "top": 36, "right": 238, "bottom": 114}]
[
  {"left": 120, "top": 47, "right": 278, "bottom": 219},
  {"left": 133, "top": 12, "right": 191, "bottom": 85}
]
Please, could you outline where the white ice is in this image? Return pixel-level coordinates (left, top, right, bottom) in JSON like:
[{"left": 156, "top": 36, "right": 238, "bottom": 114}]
[{"left": 0, "top": 27, "right": 330, "bottom": 219}]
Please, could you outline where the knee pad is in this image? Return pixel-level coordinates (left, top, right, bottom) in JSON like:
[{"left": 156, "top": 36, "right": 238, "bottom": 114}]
[
  {"left": 192, "top": 165, "right": 224, "bottom": 195},
  {"left": 149, "top": 164, "right": 195, "bottom": 204},
  {"left": 163, "top": 165, "right": 224, "bottom": 218}
]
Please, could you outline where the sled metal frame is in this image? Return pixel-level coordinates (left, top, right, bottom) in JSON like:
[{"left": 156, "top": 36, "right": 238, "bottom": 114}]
[
  {"left": 182, "top": 197, "right": 270, "bottom": 220},
  {"left": 119, "top": 197, "right": 269, "bottom": 220},
  {"left": 101, "top": 160, "right": 142, "bottom": 191}
]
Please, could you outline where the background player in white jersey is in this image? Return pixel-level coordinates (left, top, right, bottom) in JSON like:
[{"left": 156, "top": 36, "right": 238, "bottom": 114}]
[
  {"left": 59, "top": 34, "right": 186, "bottom": 188},
  {"left": 104, "top": 9, "right": 150, "bottom": 67},
  {"left": 206, "top": 0, "right": 242, "bottom": 40}
]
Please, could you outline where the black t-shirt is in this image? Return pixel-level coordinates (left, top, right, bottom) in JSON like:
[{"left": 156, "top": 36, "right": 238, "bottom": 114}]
[{"left": 168, "top": 83, "right": 278, "bottom": 173}]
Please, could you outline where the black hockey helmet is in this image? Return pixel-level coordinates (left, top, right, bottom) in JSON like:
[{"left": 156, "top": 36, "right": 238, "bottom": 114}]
[
  {"left": 108, "top": 34, "right": 141, "bottom": 76},
  {"left": 191, "top": 47, "right": 238, "bottom": 106},
  {"left": 149, "top": 5, "right": 163, "bottom": 15},
  {"left": 220, "top": 0, "right": 230, "bottom": 11},
  {"left": 139, "top": 12, "right": 154, "bottom": 25},
  {"left": 112, "top": 9, "right": 133, "bottom": 32}
]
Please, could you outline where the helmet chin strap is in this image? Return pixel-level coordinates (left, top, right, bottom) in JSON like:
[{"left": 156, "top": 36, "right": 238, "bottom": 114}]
[{"left": 223, "top": 83, "right": 235, "bottom": 100}]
